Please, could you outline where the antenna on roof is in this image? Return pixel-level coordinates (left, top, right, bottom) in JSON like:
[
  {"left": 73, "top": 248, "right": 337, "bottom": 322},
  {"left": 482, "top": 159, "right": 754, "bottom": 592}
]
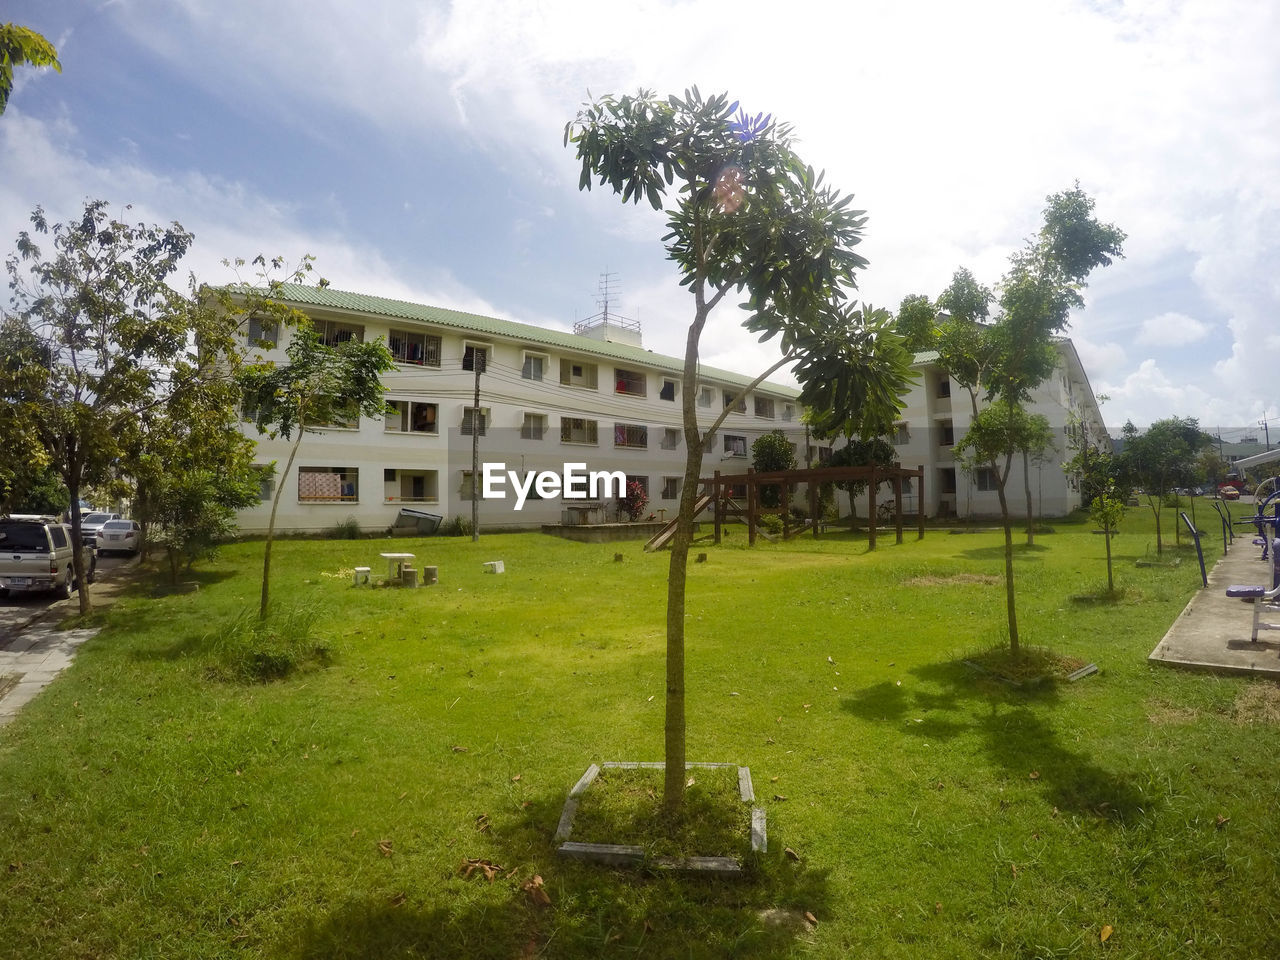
[{"left": 575, "top": 271, "right": 642, "bottom": 345}]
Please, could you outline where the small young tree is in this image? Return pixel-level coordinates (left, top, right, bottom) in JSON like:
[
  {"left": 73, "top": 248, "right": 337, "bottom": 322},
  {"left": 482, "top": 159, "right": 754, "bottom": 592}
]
[
  {"left": 1089, "top": 486, "right": 1126, "bottom": 593},
  {"left": 567, "top": 89, "right": 912, "bottom": 811},
  {"left": 751, "top": 429, "right": 797, "bottom": 508},
  {"left": 894, "top": 294, "right": 937, "bottom": 352},
  {"left": 239, "top": 322, "right": 394, "bottom": 618},
  {"left": 828, "top": 437, "right": 896, "bottom": 523},
  {"left": 1119, "top": 416, "right": 1208, "bottom": 554}
]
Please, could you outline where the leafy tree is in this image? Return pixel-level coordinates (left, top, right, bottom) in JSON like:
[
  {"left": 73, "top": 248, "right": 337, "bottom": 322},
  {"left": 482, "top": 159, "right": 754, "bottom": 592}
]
[
  {"left": 828, "top": 436, "right": 896, "bottom": 522},
  {"left": 126, "top": 373, "right": 261, "bottom": 582},
  {"left": 1089, "top": 486, "right": 1125, "bottom": 593},
  {"left": 619, "top": 479, "right": 650, "bottom": 521},
  {"left": 0, "top": 200, "right": 223, "bottom": 614},
  {"left": 894, "top": 294, "right": 937, "bottom": 352},
  {"left": 566, "top": 88, "right": 912, "bottom": 810},
  {"left": 0, "top": 23, "right": 60, "bottom": 115},
  {"left": 954, "top": 186, "right": 1123, "bottom": 652},
  {"left": 751, "top": 429, "right": 797, "bottom": 508},
  {"left": 1016, "top": 413, "right": 1057, "bottom": 545},
  {"left": 1119, "top": 416, "right": 1209, "bottom": 554},
  {"left": 934, "top": 268, "right": 997, "bottom": 419},
  {"left": 1, "top": 460, "right": 66, "bottom": 515},
  {"left": 240, "top": 321, "right": 394, "bottom": 619}
]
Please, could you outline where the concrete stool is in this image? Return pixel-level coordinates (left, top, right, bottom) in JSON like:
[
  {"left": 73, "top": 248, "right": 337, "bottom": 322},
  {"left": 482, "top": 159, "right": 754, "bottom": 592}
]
[
  {"left": 483, "top": 560, "right": 505, "bottom": 574},
  {"left": 401, "top": 566, "right": 418, "bottom": 588},
  {"left": 423, "top": 565, "right": 438, "bottom": 585},
  {"left": 353, "top": 566, "right": 371, "bottom": 585}
]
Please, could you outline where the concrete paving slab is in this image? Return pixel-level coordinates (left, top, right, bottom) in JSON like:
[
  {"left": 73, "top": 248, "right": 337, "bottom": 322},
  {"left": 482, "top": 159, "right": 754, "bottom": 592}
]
[{"left": 1149, "top": 533, "right": 1280, "bottom": 677}]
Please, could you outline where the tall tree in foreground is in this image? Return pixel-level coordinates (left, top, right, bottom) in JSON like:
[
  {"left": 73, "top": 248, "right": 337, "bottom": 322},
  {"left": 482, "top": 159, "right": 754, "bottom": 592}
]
[
  {"left": 0, "top": 23, "right": 60, "bottom": 114},
  {"left": 1, "top": 201, "right": 218, "bottom": 613},
  {"left": 567, "top": 88, "right": 912, "bottom": 811}
]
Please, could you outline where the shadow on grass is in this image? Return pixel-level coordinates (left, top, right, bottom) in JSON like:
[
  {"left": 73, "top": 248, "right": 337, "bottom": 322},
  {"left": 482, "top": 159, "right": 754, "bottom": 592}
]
[
  {"left": 291, "top": 787, "right": 833, "bottom": 960},
  {"left": 955, "top": 544, "right": 1052, "bottom": 565},
  {"left": 843, "top": 658, "right": 1149, "bottom": 822}
]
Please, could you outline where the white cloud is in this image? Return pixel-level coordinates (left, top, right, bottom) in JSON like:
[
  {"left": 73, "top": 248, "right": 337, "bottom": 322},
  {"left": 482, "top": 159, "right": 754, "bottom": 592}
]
[{"left": 1137, "top": 312, "right": 1210, "bottom": 346}]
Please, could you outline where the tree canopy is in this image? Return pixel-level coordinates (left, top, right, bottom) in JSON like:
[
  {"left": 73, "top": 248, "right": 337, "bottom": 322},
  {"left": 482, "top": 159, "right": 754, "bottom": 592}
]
[
  {"left": 0, "top": 23, "right": 60, "bottom": 114},
  {"left": 566, "top": 87, "right": 911, "bottom": 810}
]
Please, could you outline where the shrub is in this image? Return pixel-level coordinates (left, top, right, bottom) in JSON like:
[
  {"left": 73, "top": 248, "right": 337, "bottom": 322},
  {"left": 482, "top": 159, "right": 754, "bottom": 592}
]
[
  {"left": 206, "top": 605, "right": 330, "bottom": 682},
  {"left": 323, "top": 516, "right": 362, "bottom": 540},
  {"left": 619, "top": 480, "right": 649, "bottom": 521},
  {"left": 442, "top": 515, "right": 473, "bottom": 537},
  {"left": 758, "top": 514, "right": 783, "bottom": 535}
]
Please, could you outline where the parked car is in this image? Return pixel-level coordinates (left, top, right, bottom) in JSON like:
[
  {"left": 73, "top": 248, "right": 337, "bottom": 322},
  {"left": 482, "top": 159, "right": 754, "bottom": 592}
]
[
  {"left": 0, "top": 515, "right": 95, "bottom": 598},
  {"left": 96, "top": 519, "right": 140, "bottom": 554},
  {"left": 79, "top": 511, "right": 122, "bottom": 546},
  {"left": 1220, "top": 486, "right": 1241, "bottom": 501}
]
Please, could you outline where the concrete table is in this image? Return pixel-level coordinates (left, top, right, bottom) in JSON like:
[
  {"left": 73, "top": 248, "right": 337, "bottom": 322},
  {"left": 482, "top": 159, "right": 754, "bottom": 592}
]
[{"left": 379, "top": 552, "right": 415, "bottom": 581}]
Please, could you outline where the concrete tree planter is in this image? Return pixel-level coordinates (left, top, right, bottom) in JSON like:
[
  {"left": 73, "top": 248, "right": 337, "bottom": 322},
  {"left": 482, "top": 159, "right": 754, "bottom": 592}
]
[{"left": 554, "top": 761, "right": 766, "bottom": 877}]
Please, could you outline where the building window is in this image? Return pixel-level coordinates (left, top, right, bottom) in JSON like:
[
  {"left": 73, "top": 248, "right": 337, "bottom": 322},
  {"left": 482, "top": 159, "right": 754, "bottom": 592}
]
[
  {"left": 522, "top": 352, "right": 547, "bottom": 381},
  {"left": 247, "top": 317, "right": 278, "bottom": 346},
  {"left": 940, "top": 424, "right": 955, "bottom": 447},
  {"left": 935, "top": 377, "right": 951, "bottom": 399},
  {"left": 560, "top": 417, "right": 598, "bottom": 445},
  {"left": 461, "top": 406, "right": 488, "bottom": 436},
  {"left": 782, "top": 403, "right": 795, "bottom": 422},
  {"left": 724, "top": 434, "right": 747, "bottom": 457},
  {"left": 614, "top": 423, "right": 648, "bottom": 449},
  {"left": 388, "top": 329, "right": 441, "bottom": 366},
  {"left": 754, "top": 397, "right": 775, "bottom": 419},
  {"left": 385, "top": 400, "right": 439, "bottom": 434},
  {"left": 939, "top": 467, "right": 957, "bottom": 494},
  {"left": 314, "top": 319, "right": 363, "bottom": 347},
  {"left": 723, "top": 390, "right": 746, "bottom": 414},
  {"left": 252, "top": 464, "right": 274, "bottom": 501},
  {"left": 615, "top": 368, "right": 647, "bottom": 397},
  {"left": 560, "top": 359, "right": 599, "bottom": 389},
  {"left": 729, "top": 482, "right": 748, "bottom": 499},
  {"left": 698, "top": 386, "right": 714, "bottom": 408},
  {"left": 661, "top": 428, "right": 680, "bottom": 450},
  {"left": 521, "top": 413, "right": 547, "bottom": 440},
  {"left": 384, "top": 468, "right": 439, "bottom": 503},
  {"left": 975, "top": 468, "right": 998, "bottom": 492},
  {"left": 891, "top": 423, "right": 910, "bottom": 445},
  {"left": 298, "top": 466, "right": 358, "bottom": 502},
  {"left": 662, "top": 477, "right": 680, "bottom": 500},
  {"left": 660, "top": 379, "right": 677, "bottom": 401},
  {"left": 462, "top": 343, "right": 489, "bottom": 372},
  {"left": 817, "top": 445, "right": 833, "bottom": 463}
]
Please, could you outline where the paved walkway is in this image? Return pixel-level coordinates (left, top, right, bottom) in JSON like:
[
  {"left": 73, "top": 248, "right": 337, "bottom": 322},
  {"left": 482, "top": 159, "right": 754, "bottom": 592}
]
[
  {"left": 1149, "top": 528, "right": 1280, "bottom": 676},
  {"left": 0, "top": 623, "right": 100, "bottom": 727}
]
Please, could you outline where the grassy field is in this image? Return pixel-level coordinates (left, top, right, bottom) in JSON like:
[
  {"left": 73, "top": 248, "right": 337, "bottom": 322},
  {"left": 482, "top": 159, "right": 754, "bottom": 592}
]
[{"left": 1, "top": 502, "right": 1277, "bottom": 959}]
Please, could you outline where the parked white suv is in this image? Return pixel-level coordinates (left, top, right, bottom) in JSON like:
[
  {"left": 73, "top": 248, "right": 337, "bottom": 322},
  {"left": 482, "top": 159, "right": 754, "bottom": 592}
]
[{"left": 0, "top": 516, "right": 95, "bottom": 599}]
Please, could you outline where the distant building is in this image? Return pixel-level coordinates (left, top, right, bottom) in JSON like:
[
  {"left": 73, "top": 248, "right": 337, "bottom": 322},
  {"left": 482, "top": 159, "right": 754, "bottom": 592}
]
[
  {"left": 232, "top": 285, "right": 807, "bottom": 533},
  {"left": 230, "top": 286, "right": 1107, "bottom": 531}
]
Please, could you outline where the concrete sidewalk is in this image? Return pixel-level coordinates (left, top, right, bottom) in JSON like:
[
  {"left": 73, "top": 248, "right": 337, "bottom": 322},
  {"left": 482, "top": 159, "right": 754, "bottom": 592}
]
[
  {"left": 0, "top": 623, "right": 100, "bottom": 727},
  {"left": 1149, "top": 529, "right": 1280, "bottom": 676}
]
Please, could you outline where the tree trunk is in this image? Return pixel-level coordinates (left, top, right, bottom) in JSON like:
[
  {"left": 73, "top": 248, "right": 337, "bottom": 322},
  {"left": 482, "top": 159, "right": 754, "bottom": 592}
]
[
  {"left": 1104, "top": 517, "right": 1114, "bottom": 593},
  {"left": 64, "top": 463, "right": 92, "bottom": 616},
  {"left": 1148, "top": 499, "right": 1163, "bottom": 555},
  {"left": 1022, "top": 449, "right": 1035, "bottom": 545},
  {"left": 260, "top": 428, "right": 304, "bottom": 619},
  {"left": 995, "top": 457, "right": 1019, "bottom": 654}
]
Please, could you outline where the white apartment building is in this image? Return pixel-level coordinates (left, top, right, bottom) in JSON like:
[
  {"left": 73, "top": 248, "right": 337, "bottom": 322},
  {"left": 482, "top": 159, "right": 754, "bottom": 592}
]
[
  {"left": 886, "top": 340, "right": 1108, "bottom": 520},
  {"left": 233, "top": 285, "right": 810, "bottom": 534}
]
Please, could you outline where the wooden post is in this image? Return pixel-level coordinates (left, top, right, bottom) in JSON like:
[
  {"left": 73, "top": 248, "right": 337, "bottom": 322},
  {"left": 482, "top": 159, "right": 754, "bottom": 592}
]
[
  {"left": 917, "top": 466, "right": 926, "bottom": 540},
  {"left": 747, "top": 467, "right": 757, "bottom": 546},
  {"left": 894, "top": 474, "right": 904, "bottom": 545},
  {"left": 868, "top": 467, "right": 877, "bottom": 550},
  {"left": 714, "top": 470, "right": 722, "bottom": 544}
]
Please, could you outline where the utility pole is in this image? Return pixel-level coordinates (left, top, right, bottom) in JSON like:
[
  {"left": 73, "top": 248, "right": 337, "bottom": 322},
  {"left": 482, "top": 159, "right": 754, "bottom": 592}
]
[
  {"left": 468, "top": 347, "right": 486, "bottom": 541},
  {"left": 1262, "top": 414, "right": 1272, "bottom": 451}
]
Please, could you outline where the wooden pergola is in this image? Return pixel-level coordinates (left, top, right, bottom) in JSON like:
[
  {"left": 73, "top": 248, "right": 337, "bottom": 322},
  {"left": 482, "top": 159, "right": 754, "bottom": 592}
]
[{"left": 702, "top": 463, "right": 926, "bottom": 549}]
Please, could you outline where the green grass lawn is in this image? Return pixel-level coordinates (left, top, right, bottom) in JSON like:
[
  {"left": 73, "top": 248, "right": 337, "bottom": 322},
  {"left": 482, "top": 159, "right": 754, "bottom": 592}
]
[{"left": 1, "top": 503, "right": 1277, "bottom": 959}]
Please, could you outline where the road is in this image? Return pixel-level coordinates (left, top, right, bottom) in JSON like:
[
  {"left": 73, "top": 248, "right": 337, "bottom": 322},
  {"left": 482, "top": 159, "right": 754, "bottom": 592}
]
[{"left": 0, "top": 552, "right": 135, "bottom": 644}]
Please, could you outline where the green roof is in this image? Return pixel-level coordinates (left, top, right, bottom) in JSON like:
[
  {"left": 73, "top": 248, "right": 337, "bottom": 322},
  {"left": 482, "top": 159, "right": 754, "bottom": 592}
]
[{"left": 258, "top": 283, "right": 801, "bottom": 398}]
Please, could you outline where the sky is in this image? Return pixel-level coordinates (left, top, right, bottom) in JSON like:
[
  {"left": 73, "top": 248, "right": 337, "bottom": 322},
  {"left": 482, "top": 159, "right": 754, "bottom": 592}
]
[{"left": 3, "top": 0, "right": 1278, "bottom": 441}]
